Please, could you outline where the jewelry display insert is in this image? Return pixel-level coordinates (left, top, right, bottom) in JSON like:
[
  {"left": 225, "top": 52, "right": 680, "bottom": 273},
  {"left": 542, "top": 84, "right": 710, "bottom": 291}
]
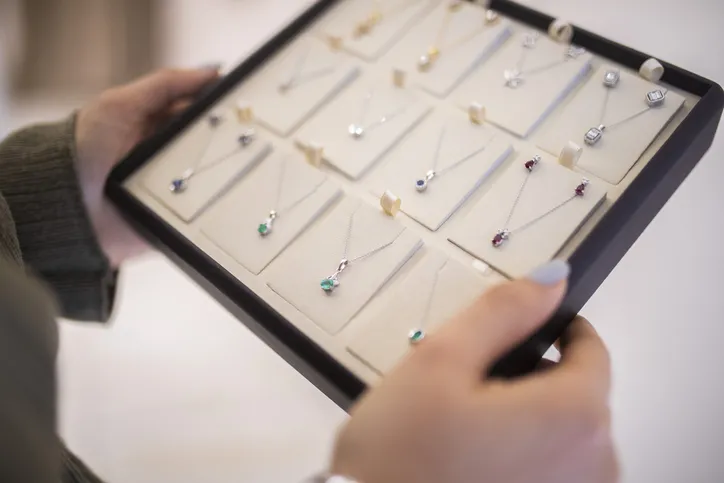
[
  {"left": 348, "top": 250, "right": 493, "bottom": 374},
  {"left": 537, "top": 65, "right": 685, "bottom": 184},
  {"left": 200, "top": 151, "right": 343, "bottom": 275},
  {"left": 452, "top": 30, "right": 592, "bottom": 137},
  {"left": 370, "top": 107, "right": 512, "bottom": 231},
  {"left": 115, "top": 0, "right": 712, "bottom": 395},
  {"left": 449, "top": 152, "right": 606, "bottom": 279},
  {"left": 381, "top": 0, "right": 512, "bottom": 97},
  {"left": 316, "top": 0, "right": 438, "bottom": 61},
  {"left": 265, "top": 197, "right": 422, "bottom": 335},
  {"left": 295, "top": 75, "right": 431, "bottom": 179},
  {"left": 234, "top": 36, "right": 360, "bottom": 137},
  {"left": 141, "top": 110, "right": 272, "bottom": 222}
]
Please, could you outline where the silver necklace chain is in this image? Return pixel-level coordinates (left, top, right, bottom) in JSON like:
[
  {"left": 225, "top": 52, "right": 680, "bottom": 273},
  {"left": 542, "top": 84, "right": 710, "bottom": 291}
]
[
  {"left": 408, "top": 260, "right": 448, "bottom": 344},
  {"left": 504, "top": 32, "right": 586, "bottom": 88},
  {"left": 321, "top": 207, "right": 403, "bottom": 292},
  {"left": 348, "top": 90, "right": 410, "bottom": 139},
  {"left": 278, "top": 46, "right": 336, "bottom": 93},
  {"left": 492, "top": 158, "right": 589, "bottom": 247},
  {"left": 257, "top": 159, "right": 327, "bottom": 236},
  {"left": 415, "top": 128, "right": 496, "bottom": 192},
  {"left": 584, "top": 70, "right": 668, "bottom": 146},
  {"left": 169, "top": 115, "right": 255, "bottom": 193}
]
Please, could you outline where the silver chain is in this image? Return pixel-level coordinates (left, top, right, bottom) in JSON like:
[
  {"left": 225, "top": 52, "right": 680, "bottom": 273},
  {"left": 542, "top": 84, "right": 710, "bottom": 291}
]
[
  {"left": 418, "top": 261, "right": 447, "bottom": 330},
  {"left": 341, "top": 207, "right": 401, "bottom": 264},
  {"left": 181, "top": 120, "right": 254, "bottom": 180},
  {"left": 269, "top": 159, "right": 326, "bottom": 217},
  {"left": 279, "top": 46, "right": 336, "bottom": 92},
  {"left": 597, "top": 86, "right": 668, "bottom": 131},
  {"left": 349, "top": 90, "right": 410, "bottom": 138},
  {"left": 505, "top": 32, "right": 585, "bottom": 87}
]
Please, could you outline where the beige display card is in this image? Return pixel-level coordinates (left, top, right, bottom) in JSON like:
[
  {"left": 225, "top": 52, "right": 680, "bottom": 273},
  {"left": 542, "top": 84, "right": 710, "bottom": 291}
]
[
  {"left": 317, "top": 0, "right": 437, "bottom": 61},
  {"left": 141, "top": 114, "right": 272, "bottom": 222},
  {"left": 371, "top": 110, "right": 512, "bottom": 230},
  {"left": 381, "top": 1, "right": 511, "bottom": 98},
  {"left": 449, "top": 152, "right": 606, "bottom": 278},
  {"left": 348, "top": 252, "right": 490, "bottom": 374},
  {"left": 452, "top": 31, "right": 592, "bottom": 137},
  {"left": 295, "top": 76, "right": 431, "bottom": 179},
  {"left": 236, "top": 36, "right": 360, "bottom": 137},
  {"left": 538, "top": 65, "right": 685, "bottom": 184},
  {"left": 200, "top": 151, "right": 342, "bottom": 275},
  {"left": 266, "top": 197, "right": 423, "bottom": 335}
]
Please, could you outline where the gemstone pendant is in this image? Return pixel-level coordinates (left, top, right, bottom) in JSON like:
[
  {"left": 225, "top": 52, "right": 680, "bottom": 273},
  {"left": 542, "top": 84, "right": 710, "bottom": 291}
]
[
  {"left": 258, "top": 210, "right": 277, "bottom": 237},
  {"left": 504, "top": 69, "right": 523, "bottom": 88},
  {"left": 522, "top": 32, "right": 539, "bottom": 49},
  {"left": 603, "top": 69, "right": 620, "bottom": 88},
  {"left": 321, "top": 276, "right": 340, "bottom": 293},
  {"left": 169, "top": 177, "right": 188, "bottom": 193},
  {"left": 584, "top": 125, "right": 605, "bottom": 146},
  {"left": 208, "top": 113, "right": 223, "bottom": 127},
  {"left": 484, "top": 10, "right": 500, "bottom": 25},
  {"left": 575, "top": 178, "right": 590, "bottom": 197},
  {"left": 492, "top": 229, "right": 510, "bottom": 248},
  {"left": 408, "top": 329, "right": 426, "bottom": 345},
  {"left": 566, "top": 46, "right": 586, "bottom": 59},
  {"left": 524, "top": 155, "right": 541, "bottom": 171},
  {"left": 415, "top": 170, "right": 436, "bottom": 193},
  {"left": 646, "top": 89, "right": 666, "bottom": 107},
  {"left": 238, "top": 129, "right": 256, "bottom": 147},
  {"left": 348, "top": 124, "right": 365, "bottom": 139},
  {"left": 417, "top": 48, "right": 439, "bottom": 72}
]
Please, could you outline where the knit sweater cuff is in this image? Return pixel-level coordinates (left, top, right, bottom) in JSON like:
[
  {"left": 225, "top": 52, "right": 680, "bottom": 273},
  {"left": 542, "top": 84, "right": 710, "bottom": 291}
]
[{"left": 0, "top": 115, "right": 116, "bottom": 322}]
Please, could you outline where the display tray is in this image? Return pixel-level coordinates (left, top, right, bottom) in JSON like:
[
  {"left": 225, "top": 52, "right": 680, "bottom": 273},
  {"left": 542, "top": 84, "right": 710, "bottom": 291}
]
[{"left": 106, "top": 0, "right": 723, "bottom": 409}]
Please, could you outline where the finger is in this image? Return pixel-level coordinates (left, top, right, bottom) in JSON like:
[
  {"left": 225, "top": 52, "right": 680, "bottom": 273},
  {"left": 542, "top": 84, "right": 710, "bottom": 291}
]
[
  {"left": 415, "top": 259, "right": 570, "bottom": 377},
  {"left": 547, "top": 316, "right": 612, "bottom": 398},
  {"left": 125, "top": 67, "right": 220, "bottom": 115},
  {"left": 535, "top": 357, "right": 558, "bottom": 373}
]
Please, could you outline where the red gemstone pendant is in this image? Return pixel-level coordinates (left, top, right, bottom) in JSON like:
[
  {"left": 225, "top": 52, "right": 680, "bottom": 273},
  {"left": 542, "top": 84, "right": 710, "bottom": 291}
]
[
  {"left": 575, "top": 178, "right": 590, "bottom": 197},
  {"left": 524, "top": 155, "right": 541, "bottom": 172},
  {"left": 492, "top": 230, "right": 510, "bottom": 248}
]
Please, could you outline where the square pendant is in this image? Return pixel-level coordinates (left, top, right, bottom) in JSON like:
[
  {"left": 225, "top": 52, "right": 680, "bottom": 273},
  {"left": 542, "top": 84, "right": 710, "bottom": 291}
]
[
  {"left": 603, "top": 70, "right": 620, "bottom": 88},
  {"left": 584, "top": 127, "right": 603, "bottom": 146},
  {"left": 646, "top": 89, "right": 666, "bottom": 107}
]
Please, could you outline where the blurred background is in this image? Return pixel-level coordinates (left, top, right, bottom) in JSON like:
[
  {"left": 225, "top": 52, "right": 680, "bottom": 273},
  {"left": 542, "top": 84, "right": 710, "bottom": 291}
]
[{"left": 1, "top": 1, "right": 723, "bottom": 483}]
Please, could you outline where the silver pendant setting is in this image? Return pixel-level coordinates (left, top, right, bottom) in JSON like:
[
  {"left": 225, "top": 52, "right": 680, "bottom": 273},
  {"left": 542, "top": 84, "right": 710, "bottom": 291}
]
[
  {"left": 415, "top": 170, "right": 437, "bottom": 193},
  {"left": 408, "top": 328, "right": 426, "bottom": 345},
  {"left": 504, "top": 69, "right": 524, "bottom": 88},
  {"left": 584, "top": 124, "right": 605, "bottom": 146},
  {"left": 646, "top": 89, "right": 666, "bottom": 107},
  {"left": 348, "top": 124, "right": 365, "bottom": 139},
  {"left": 321, "top": 259, "right": 349, "bottom": 293},
  {"left": 492, "top": 228, "right": 510, "bottom": 248},
  {"left": 603, "top": 69, "right": 620, "bottom": 88},
  {"left": 258, "top": 210, "right": 277, "bottom": 237},
  {"left": 169, "top": 168, "right": 194, "bottom": 194},
  {"left": 238, "top": 129, "right": 256, "bottom": 147}
]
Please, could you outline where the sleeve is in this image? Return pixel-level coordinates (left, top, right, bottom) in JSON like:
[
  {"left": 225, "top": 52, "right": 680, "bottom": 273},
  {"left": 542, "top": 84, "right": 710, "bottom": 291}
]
[
  {"left": 0, "top": 260, "right": 61, "bottom": 482},
  {"left": 0, "top": 116, "right": 117, "bottom": 322}
]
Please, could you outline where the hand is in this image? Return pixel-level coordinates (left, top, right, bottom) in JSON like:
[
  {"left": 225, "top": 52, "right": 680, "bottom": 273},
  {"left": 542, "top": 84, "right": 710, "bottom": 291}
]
[
  {"left": 75, "top": 67, "right": 221, "bottom": 267},
  {"left": 331, "top": 260, "right": 617, "bottom": 483}
]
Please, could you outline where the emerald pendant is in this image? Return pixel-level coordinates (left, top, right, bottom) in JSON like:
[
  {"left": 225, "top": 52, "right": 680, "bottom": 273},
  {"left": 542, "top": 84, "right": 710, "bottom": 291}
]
[
  {"left": 321, "top": 277, "right": 339, "bottom": 293},
  {"left": 408, "top": 329, "right": 426, "bottom": 345},
  {"left": 258, "top": 210, "right": 277, "bottom": 237}
]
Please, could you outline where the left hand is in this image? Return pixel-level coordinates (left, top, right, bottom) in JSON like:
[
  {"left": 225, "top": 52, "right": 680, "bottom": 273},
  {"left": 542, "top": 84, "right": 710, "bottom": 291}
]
[{"left": 75, "top": 67, "right": 221, "bottom": 267}]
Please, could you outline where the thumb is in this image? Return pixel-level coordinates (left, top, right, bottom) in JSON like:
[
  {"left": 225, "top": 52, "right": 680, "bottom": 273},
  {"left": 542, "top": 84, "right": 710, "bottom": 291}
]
[
  {"left": 420, "top": 260, "right": 570, "bottom": 378},
  {"left": 123, "top": 67, "right": 221, "bottom": 115}
]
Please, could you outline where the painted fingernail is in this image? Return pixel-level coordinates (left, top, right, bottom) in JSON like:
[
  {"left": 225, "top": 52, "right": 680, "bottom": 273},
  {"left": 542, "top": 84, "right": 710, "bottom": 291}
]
[
  {"left": 199, "top": 63, "right": 223, "bottom": 72},
  {"left": 527, "top": 259, "right": 570, "bottom": 286}
]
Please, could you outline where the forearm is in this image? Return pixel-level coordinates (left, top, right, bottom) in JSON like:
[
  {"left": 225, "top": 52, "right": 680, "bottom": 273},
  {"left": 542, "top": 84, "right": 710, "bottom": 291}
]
[
  {"left": 0, "top": 117, "right": 116, "bottom": 321},
  {"left": 0, "top": 261, "right": 61, "bottom": 482}
]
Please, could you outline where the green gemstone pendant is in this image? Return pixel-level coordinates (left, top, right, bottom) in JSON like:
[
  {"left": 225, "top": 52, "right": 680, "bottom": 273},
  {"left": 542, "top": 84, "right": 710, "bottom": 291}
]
[
  {"left": 408, "top": 329, "right": 426, "bottom": 345},
  {"left": 320, "top": 277, "right": 339, "bottom": 293},
  {"left": 258, "top": 210, "right": 277, "bottom": 237}
]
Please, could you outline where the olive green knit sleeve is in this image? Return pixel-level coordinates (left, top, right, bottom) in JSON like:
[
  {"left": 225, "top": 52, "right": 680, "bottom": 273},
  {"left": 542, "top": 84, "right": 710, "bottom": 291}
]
[{"left": 0, "top": 116, "right": 116, "bottom": 322}]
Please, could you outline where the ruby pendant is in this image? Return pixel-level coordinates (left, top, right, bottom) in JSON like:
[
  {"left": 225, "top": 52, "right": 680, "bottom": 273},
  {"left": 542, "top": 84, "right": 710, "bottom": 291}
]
[
  {"left": 492, "top": 229, "right": 510, "bottom": 248},
  {"left": 575, "top": 178, "right": 590, "bottom": 197},
  {"left": 524, "top": 155, "right": 541, "bottom": 171}
]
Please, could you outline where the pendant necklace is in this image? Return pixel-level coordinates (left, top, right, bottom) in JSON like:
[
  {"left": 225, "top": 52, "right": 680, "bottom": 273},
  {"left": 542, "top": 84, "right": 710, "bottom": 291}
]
[
  {"left": 583, "top": 69, "right": 668, "bottom": 146},
  {"left": 278, "top": 46, "right": 336, "bottom": 94},
  {"left": 503, "top": 32, "right": 586, "bottom": 88},
  {"left": 414, "top": 126, "right": 496, "bottom": 192},
  {"left": 348, "top": 90, "right": 410, "bottom": 139},
  {"left": 169, "top": 113, "right": 255, "bottom": 194},
  {"left": 354, "top": 0, "right": 422, "bottom": 38},
  {"left": 321, "top": 207, "right": 403, "bottom": 293},
  {"left": 407, "top": 260, "right": 448, "bottom": 345},
  {"left": 491, "top": 156, "right": 590, "bottom": 248},
  {"left": 417, "top": 0, "right": 498, "bottom": 72},
  {"left": 256, "top": 159, "right": 327, "bottom": 237}
]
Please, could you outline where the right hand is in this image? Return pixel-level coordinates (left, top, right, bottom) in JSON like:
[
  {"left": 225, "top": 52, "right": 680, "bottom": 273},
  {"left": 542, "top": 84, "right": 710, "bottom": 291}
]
[{"left": 330, "top": 264, "right": 617, "bottom": 483}]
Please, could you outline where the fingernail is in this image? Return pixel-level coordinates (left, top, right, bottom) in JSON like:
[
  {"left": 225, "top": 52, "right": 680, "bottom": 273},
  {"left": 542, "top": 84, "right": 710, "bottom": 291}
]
[
  {"left": 527, "top": 259, "right": 570, "bottom": 286},
  {"left": 199, "top": 63, "right": 223, "bottom": 73}
]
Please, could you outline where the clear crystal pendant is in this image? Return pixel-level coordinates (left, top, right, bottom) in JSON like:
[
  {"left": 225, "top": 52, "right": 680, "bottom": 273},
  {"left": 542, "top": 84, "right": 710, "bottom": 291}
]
[
  {"left": 584, "top": 125, "right": 605, "bottom": 146},
  {"left": 504, "top": 69, "right": 523, "bottom": 88},
  {"left": 348, "top": 124, "right": 365, "bottom": 139},
  {"left": 417, "top": 48, "right": 439, "bottom": 72},
  {"left": 603, "top": 69, "right": 620, "bottom": 88},
  {"left": 646, "top": 89, "right": 666, "bottom": 107}
]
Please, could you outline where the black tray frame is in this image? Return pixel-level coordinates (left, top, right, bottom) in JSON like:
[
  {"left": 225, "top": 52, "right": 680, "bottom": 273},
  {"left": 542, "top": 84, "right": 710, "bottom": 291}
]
[{"left": 106, "top": 0, "right": 724, "bottom": 410}]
